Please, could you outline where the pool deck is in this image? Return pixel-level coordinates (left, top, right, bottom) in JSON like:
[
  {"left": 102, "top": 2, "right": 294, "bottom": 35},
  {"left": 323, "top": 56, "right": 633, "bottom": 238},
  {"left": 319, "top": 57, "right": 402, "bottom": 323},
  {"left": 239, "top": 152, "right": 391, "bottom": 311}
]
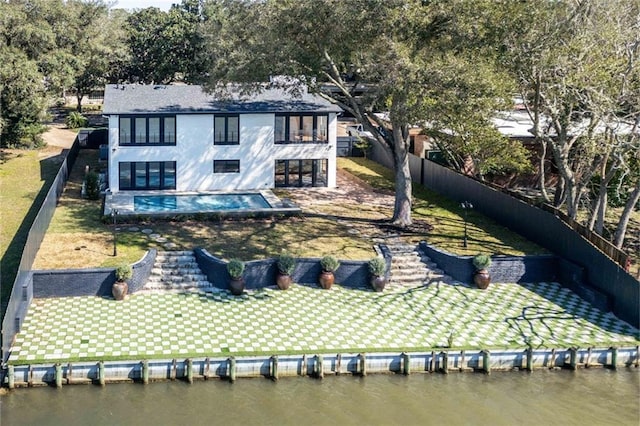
[{"left": 104, "top": 190, "right": 300, "bottom": 217}]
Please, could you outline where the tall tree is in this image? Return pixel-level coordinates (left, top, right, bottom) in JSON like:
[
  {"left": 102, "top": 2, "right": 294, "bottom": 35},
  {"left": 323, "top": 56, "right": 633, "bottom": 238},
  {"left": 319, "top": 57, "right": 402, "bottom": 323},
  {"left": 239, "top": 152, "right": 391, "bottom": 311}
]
[
  {"left": 125, "top": 0, "right": 208, "bottom": 84},
  {"left": 500, "top": 0, "right": 640, "bottom": 224},
  {"left": 0, "top": 47, "right": 48, "bottom": 147},
  {"left": 202, "top": 0, "right": 518, "bottom": 226}
]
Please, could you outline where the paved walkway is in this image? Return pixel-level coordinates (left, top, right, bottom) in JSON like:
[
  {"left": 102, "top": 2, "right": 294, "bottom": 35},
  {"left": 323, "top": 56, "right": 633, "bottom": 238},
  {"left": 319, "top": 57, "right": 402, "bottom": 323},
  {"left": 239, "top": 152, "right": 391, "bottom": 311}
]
[{"left": 9, "top": 276, "right": 639, "bottom": 364}]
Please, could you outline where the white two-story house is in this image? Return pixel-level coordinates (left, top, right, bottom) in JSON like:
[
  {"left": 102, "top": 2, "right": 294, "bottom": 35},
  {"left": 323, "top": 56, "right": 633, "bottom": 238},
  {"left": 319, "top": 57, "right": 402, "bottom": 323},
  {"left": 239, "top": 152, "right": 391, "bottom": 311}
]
[{"left": 102, "top": 84, "right": 341, "bottom": 194}]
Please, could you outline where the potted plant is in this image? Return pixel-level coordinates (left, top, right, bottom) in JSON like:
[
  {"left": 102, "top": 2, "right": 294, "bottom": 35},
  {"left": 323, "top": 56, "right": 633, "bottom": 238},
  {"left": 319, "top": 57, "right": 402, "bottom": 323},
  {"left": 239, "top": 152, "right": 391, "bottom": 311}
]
[
  {"left": 276, "top": 252, "right": 296, "bottom": 290},
  {"left": 112, "top": 264, "right": 132, "bottom": 300},
  {"left": 368, "top": 256, "right": 387, "bottom": 292},
  {"left": 318, "top": 255, "right": 340, "bottom": 290},
  {"left": 227, "top": 259, "right": 245, "bottom": 296},
  {"left": 472, "top": 254, "right": 492, "bottom": 289}
]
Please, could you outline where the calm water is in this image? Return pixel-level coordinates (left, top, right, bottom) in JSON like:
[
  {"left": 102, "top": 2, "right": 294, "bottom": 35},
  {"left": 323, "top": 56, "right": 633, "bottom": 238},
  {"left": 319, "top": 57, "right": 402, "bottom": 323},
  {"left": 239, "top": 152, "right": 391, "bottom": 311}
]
[
  {"left": 134, "top": 193, "right": 270, "bottom": 213},
  {"left": 2, "top": 369, "right": 639, "bottom": 425}
]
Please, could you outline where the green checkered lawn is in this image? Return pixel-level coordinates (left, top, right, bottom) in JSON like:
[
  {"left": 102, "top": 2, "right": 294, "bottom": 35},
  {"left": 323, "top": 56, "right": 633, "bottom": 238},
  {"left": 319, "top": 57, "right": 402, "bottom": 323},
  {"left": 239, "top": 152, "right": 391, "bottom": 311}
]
[{"left": 9, "top": 281, "right": 639, "bottom": 364}]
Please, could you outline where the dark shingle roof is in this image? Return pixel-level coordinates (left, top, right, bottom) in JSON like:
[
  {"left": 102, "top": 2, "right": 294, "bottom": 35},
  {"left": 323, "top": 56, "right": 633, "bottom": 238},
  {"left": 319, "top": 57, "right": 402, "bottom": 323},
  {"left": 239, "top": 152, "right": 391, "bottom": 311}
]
[{"left": 103, "top": 84, "right": 342, "bottom": 115}]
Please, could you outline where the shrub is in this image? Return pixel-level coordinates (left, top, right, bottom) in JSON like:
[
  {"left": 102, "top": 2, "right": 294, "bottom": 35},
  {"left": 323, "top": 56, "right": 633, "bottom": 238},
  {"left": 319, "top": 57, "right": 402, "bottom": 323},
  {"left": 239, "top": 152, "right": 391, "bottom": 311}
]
[
  {"left": 85, "top": 171, "right": 100, "bottom": 200},
  {"left": 227, "top": 259, "right": 245, "bottom": 279},
  {"left": 368, "top": 257, "right": 386, "bottom": 276},
  {"left": 472, "top": 254, "right": 492, "bottom": 270},
  {"left": 65, "top": 111, "right": 88, "bottom": 129},
  {"left": 320, "top": 255, "right": 340, "bottom": 272},
  {"left": 277, "top": 252, "right": 296, "bottom": 275},
  {"left": 115, "top": 264, "right": 132, "bottom": 282}
]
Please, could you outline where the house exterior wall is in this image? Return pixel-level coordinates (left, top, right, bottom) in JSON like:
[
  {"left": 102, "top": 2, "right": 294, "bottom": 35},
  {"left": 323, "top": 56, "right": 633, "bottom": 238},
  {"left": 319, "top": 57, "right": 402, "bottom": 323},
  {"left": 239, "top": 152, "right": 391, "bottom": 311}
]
[{"left": 107, "top": 113, "right": 337, "bottom": 192}]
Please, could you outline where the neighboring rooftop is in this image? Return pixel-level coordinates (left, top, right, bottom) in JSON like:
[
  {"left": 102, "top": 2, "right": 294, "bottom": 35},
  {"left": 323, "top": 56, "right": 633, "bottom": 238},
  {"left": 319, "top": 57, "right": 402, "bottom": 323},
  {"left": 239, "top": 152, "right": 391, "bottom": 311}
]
[{"left": 103, "top": 83, "right": 343, "bottom": 115}]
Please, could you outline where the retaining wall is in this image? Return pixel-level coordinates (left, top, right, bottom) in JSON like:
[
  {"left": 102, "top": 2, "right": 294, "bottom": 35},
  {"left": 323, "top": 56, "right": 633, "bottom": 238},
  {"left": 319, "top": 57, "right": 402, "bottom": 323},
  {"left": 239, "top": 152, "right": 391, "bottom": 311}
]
[
  {"left": 419, "top": 242, "right": 612, "bottom": 311},
  {"left": 5, "top": 346, "right": 638, "bottom": 388},
  {"left": 31, "top": 250, "right": 156, "bottom": 298},
  {"left": 194, "top": 249, "right": 390, "bottom": 291}
]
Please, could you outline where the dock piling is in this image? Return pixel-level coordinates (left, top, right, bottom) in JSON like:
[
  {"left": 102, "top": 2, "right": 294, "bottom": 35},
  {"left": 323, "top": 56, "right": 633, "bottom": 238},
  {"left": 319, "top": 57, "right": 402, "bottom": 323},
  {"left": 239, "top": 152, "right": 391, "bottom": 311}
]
[
  {"left": 142, "top": 360, "right": 149, "bottom": 384},
  {"left": 270, "top": 355, "right": 278, "bottom": 381},
  {"left": 402, "top": 352, "right": 410, "bottom": 375},
  {"left": 315, "top": 355, "right": 324, "bottom": 379},
  {"left": 229, "top": 356, "right": 237, "bottom": 383},
  {"left": 186, "top": 358, "right": 193, "bottom": 384},
  {"left": 359, "top": 353, "right": 366, "bottom": 377},
  {"left": 54, "top": 363, "right": 62, "bottom": 388},
  {"left": 610, "top": 347, "right": 618, "bottom": 370},
  {"left": 568, "top": 348, "right": 577, "bottom": 370},
  {"left": 8, "top": 365, "right": 14, "bottom": 389},
  {"left": 482, "top": 350, "right": 490, "bottom": 375},
  {"left": 98, "top": 361, "right": 105, "bottom": 385}
]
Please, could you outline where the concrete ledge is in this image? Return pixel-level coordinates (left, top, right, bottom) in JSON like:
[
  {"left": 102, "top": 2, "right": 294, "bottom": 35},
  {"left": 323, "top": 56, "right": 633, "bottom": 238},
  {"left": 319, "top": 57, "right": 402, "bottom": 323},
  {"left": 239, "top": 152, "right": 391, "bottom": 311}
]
[{"left": 4, "top": 346, "right": 638, "bottom": 388}]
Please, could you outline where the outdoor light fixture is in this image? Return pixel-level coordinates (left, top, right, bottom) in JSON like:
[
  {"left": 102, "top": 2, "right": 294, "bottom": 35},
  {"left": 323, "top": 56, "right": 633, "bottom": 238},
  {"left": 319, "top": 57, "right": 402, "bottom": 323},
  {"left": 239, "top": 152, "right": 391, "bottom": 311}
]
[
  {"left": 112, "top": 209, "right": 118, "bottom": 257},
  {"left": 461, "top": 201, "right": 473, "bottom": 248}
]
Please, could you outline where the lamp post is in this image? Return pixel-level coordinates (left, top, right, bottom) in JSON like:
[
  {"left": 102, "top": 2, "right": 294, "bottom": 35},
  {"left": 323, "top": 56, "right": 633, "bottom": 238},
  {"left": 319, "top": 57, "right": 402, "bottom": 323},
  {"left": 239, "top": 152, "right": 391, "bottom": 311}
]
[
  {"left": 112, "top": 209, "right": 118, "bottom": 257},
  {"left": 461, "top": 201, "right": 473, "bottom": 248}
]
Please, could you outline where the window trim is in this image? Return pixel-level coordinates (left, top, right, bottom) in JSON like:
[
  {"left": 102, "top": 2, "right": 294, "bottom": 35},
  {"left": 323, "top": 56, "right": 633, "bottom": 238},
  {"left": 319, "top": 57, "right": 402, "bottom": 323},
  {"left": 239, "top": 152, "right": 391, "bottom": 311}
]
[
  {"left": 274, "top": 159, "right": 328, "bottom": 187},
  {"left": 118, "top": 161, "right": 177, "bottom": 190},
  {"left": 274, "top": 113, "right": 329, "bottom": 144},
  {"left": 213, "top": 159, "right": 240, "bottom": 173},
  {"left": 213, "top": 114, "right": 240, "bottom": 145},
  {"left": 118, "top": 115, "right": 176, "bottom": 146}
]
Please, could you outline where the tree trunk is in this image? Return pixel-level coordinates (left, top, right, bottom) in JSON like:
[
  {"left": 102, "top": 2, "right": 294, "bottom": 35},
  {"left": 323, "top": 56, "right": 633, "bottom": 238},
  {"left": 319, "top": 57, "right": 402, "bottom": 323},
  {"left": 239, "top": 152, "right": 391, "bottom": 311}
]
[
  {"left": 614, "top": 182, "right": 640, "bottom": 248},
  {"left": 553, "top": 176, "right": 566, "bottom": 207},
  {"left": 537, "top": 138, "right": 551, "bottom": 203},
  {"left": 391, "top": 126, "right": 412, "bottom": 227},
  {"left": 76, "top": 94, "right": 84, "bottom": 113}
]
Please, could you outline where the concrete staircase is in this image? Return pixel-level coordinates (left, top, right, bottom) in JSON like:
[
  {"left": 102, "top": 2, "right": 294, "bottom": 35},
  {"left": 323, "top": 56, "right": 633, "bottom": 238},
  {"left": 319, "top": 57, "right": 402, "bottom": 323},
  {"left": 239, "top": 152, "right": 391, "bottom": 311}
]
[
  {"left": 142, "top": 250, "right": 213, "bottom": 292},
  {"left": 386, "top": 243, "right": 447, "bottom": 287}
]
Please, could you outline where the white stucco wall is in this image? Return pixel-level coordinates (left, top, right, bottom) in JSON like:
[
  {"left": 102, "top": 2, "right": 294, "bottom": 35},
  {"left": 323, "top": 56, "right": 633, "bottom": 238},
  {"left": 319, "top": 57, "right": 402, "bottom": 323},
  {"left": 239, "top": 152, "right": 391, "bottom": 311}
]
[{"left": 107, "top": 112, "right": 337, "bottom": 192}]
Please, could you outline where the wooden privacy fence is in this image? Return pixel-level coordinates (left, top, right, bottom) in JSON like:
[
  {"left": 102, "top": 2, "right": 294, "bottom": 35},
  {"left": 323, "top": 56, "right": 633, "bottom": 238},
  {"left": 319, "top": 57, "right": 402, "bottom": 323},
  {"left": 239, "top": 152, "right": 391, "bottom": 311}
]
[{"left": 484, "top": 181, "right": 631, "bottom": 272}]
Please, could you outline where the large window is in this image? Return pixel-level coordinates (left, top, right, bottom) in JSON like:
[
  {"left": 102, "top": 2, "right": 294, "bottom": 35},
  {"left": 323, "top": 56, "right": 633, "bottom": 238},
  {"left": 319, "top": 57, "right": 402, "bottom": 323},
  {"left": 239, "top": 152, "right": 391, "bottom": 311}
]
[
  {"left": 214, "top": 115, "right": 239, "bottom": 145},
  {"left": 119, "top": 116, "right": 176, "bottom": 145},
  {"left": 275, "top": 114, "right": 328, "bottom": 144},
  {"left": 213, "top": 160, "right": 240, "bottom": 173},
  {"left": 275, "top": 159, "right": 327, "bottom": 187},
  {"left": 119, "top": 161, "right": 176, "bottom": 190}
]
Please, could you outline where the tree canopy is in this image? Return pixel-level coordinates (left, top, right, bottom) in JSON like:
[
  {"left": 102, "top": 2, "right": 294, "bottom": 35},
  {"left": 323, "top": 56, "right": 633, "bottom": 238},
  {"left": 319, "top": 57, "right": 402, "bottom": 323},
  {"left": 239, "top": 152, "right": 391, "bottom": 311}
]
[{"left": 201, "top": 0, "right": 528, "bottom": 226}]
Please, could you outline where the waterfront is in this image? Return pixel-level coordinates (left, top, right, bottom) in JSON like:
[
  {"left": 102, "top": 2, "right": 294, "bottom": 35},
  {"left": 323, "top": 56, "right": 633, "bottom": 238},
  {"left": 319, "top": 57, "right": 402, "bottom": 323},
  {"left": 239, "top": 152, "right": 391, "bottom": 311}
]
[{"left": 1, "top": 368, "right": 638, "bottom": 425}]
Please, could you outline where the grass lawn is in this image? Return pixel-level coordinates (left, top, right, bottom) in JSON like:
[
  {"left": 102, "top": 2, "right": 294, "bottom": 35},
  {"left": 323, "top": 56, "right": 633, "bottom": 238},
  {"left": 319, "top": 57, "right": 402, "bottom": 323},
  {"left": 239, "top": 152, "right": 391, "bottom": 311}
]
[
  {"left": 0, "top": 148, "right": 65, "bottom": 305},
  {"left": 33, "top": 153, "right": 545, "bottom": 270},
  {"left": 338, "top": 158, "right": 546, "bottom": 256}
]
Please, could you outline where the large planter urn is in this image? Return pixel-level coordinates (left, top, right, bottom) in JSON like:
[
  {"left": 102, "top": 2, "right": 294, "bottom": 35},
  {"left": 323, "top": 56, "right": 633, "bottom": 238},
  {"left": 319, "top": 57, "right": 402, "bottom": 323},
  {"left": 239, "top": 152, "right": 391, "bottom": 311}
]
[
  {"left": 474, "top": 269, "right": 491, "bottom": 290},
  {"left": 229, "top": 277, "right": 245, "bottom": 296},
  {"left": 112, "top": 281, "right": 128, "bottom": 300},
  {"left": 370, "top": 275, "right": 386, "bottom": 292},
  {"left": 276, "top": 272, "right": 292, "bottom": 290},
  {"left": 318, "top": 271, "right": 335, "bottom": 290}
]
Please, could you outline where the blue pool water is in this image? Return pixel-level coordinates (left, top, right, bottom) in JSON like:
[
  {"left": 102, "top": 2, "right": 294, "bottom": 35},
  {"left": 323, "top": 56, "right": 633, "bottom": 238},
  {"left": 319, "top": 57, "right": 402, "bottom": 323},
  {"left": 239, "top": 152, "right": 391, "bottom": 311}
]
[{"left": 134, "top": 193, "right": 271, "bottom": 213}]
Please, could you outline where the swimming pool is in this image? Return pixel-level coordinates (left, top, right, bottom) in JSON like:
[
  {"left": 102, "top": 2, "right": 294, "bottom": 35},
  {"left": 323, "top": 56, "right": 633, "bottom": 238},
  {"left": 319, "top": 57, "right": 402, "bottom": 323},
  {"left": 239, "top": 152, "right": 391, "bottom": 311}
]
[{"left": 134, "top": 193, "right": 271, "bottom": 213}]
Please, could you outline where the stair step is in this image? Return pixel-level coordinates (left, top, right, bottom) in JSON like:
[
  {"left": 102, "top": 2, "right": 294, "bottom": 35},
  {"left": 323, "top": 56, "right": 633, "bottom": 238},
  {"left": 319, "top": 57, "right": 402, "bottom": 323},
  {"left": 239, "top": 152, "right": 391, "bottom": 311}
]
[
  {"left": 148, "top": 275, "right": 207, "bottom": 283},
  {"left": 155, "top": 256, "right": 196, "bottom": 263},
  {"left": 151, "top": 267, "right": 203, "bottom": 275}
]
